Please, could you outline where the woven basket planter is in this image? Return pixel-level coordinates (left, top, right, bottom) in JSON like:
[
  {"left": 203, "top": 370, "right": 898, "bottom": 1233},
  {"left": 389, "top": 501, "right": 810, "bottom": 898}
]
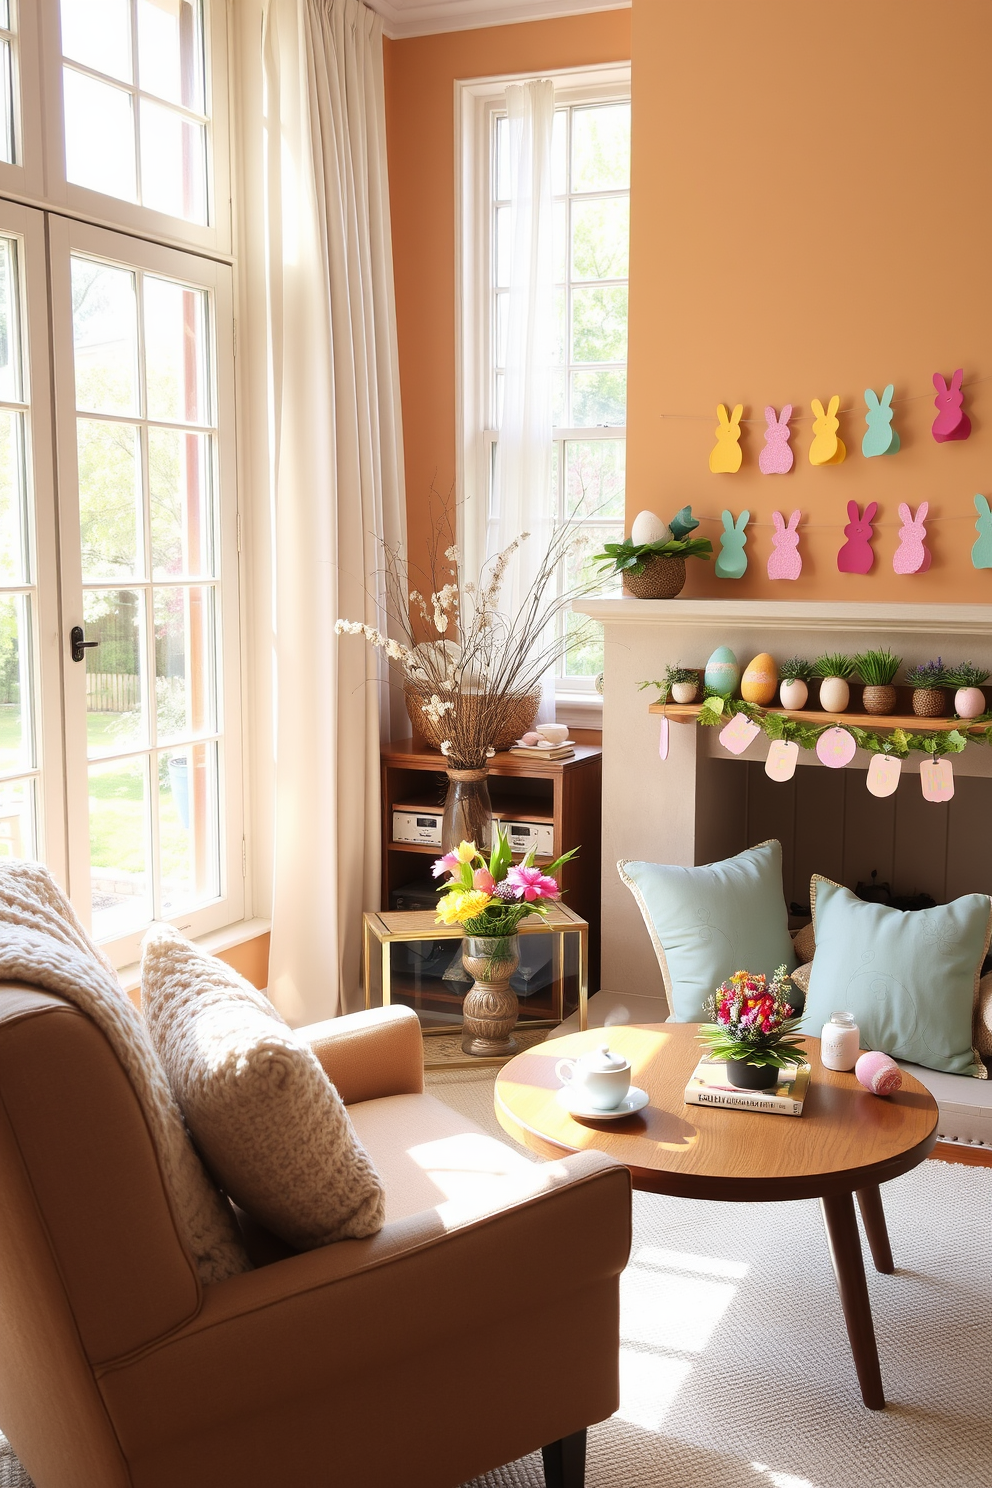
[
  {"left": 912, "top": 687, "right": 946, "bottom": 718},
  {"left": 622, "top": 555, "right": 686, "bottom": 599},
  {"left": 862, "top": 684, "right": 898, "bottom": 716},
  {"left": 404, "top": 685, "right": 540, "bottom": 754}
]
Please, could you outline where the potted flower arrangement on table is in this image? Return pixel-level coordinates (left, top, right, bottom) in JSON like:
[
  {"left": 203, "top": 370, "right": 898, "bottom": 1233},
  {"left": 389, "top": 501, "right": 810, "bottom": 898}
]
[
  {"left": 945, "top": 662, "right": 990, "bottom": 720},
  {"left": 698, "top": 967, "right": 806, "bottom": 1089},
  {"left": 854, "top": 649, "right": 902, "bottom": 716},
  {"left": 904, "top": 660, "right": 948, "bottom": 718},
  {"left": 433, "top": 826, "right": 578, "bottom": 1058}
]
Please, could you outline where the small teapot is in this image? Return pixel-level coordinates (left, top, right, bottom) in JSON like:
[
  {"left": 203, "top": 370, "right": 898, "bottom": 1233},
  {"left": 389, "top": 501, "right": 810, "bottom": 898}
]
[{"left": 555, "top": 1044, "right": 631, "bottom": 1111}]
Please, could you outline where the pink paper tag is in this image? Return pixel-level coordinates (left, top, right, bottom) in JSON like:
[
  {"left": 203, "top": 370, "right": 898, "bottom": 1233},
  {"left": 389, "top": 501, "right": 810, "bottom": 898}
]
[
  {"left": 719, "top": 713, "right": 761, "bottom": 755},
  {"left": 867, "top": 754, "right": 901, "bottom": 797},
  {"left": 765, "top": 739, "right": 799, "bottom": 781},
  {"left": 658, "top": 715, "right": 670, "bottom": 761},
  {"left": 920, "top": 757, "right": 954, "bottom": 802},
  {"left": 816, "top": 727, "right": 856, "bottom": 768}
]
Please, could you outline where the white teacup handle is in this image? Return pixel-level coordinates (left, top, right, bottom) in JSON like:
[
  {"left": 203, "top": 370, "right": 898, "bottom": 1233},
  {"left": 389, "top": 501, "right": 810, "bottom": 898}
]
[{"left": 555, "top": 1058, "right": 578, "bottom": 1088}]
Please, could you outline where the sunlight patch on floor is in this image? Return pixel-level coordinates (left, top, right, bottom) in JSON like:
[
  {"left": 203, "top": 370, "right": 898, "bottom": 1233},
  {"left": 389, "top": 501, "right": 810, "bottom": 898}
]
[
  {"left": 615, "top": 1348, "right": 693, "bottom": 1432},
  {"left": 620, "top": 1266, "right": 741, "bottom": 1352},
  {"left": 751, "top": 1462, "right": 822, "bottom": 1488}
]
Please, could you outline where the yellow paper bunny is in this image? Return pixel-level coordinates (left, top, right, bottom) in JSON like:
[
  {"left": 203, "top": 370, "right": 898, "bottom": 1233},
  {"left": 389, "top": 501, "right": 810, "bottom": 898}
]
[
  {"left": 709, "top": 403, "right": 744, "bottom": 473},
  {"left": 808, "top": 395, "right": 847, "bottom": 465}
]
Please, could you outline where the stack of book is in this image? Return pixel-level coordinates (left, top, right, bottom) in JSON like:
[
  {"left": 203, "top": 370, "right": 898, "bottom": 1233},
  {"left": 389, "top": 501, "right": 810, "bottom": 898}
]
[
  {"left": 684, "top": 1057, "right": 811, "bottom": 1117},
  {"left": 508, "top": 743, "right": 575, "bottom": 760}
]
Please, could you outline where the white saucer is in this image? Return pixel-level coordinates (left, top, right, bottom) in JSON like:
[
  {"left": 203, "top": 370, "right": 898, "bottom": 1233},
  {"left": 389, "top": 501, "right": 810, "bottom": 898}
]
[
  {"left": 513, "top": 739, "right": 576, "bottom": 749},
  {"left": 556, "top": 1085, "right": 649, "bottom": 1120}
]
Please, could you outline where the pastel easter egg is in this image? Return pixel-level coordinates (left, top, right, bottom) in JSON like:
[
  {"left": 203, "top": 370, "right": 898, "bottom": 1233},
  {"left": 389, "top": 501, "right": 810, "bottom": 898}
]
[
  {"left": 630, "top": 509, "right": 672, "bottom": 546},
  {"left": 855, "top": 1051, "right": 903, "bottom": 1096},
  {"left": 816, "top": 727, "right": 856, "bottom": 768},
  {"left": 521, "top": 732, "right": 540, "bottom": 745},
  {"left": 703, "top": 646, "right": 740, "bottom": 695},
  {"left": 740, "top": 652, "right": 778, "bottom": 705}
]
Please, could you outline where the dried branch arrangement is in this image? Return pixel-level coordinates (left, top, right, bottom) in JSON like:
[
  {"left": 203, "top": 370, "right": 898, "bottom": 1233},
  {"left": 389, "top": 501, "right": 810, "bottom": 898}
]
[{"left": 336, "top": 495, "right": 602, "bottom": 768}]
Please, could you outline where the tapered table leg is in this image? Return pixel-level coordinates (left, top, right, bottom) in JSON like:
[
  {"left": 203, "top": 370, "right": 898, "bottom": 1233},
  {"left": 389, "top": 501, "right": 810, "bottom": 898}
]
[
  {"left": 856, "top": 1184, "right": 894, "bottom": 1273},
  {"left": 820, "top": 1191, "right": 886, "bottom": 1409}
]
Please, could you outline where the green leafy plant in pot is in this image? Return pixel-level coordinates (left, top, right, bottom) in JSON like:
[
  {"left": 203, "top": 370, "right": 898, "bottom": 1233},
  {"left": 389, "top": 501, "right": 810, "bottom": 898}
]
[
  {"left": 698, "top": 967, "right": 806, "bottom": 1089},
  {"left": 854, "top": 649, "right": 902, "bottom": 716},
  {"left": 945, "top": 662, "right": 990, "bottom": 721},
  {"left": 812, "top": 652, "right": 856, "bottom": 713},
  {"left": 904, "top": 659, "right": 948, "bottom": 719},
  {"left": 594, "top": 506, "right": 713, "bottom": 599},
  {"left": 778, "top": 657, "right": 814, "bottom": 710}
]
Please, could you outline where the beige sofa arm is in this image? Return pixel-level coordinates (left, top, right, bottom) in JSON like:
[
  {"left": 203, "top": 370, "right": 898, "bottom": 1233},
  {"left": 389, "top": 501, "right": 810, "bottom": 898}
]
[{"left": 299, "top": 1005, "right": 424, "bottom": 1103}]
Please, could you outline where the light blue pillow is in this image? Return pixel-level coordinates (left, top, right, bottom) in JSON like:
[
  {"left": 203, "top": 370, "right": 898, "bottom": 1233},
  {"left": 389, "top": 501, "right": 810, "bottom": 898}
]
[
  {"left": 806, "top": 877, "right": 990, "bottom": 1078},
  {"left": 618, "top": 841, "right": 797, "bottom": 1022}
]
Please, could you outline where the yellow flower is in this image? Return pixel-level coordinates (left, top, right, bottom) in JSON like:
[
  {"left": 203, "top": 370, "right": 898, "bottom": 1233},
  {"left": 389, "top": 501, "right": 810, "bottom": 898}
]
[
  {"left": 454, "top": 841, "right": 477, "bottom": 863},
  {"left": 435, "top": 889, "right": 493, "bottom": 926}
]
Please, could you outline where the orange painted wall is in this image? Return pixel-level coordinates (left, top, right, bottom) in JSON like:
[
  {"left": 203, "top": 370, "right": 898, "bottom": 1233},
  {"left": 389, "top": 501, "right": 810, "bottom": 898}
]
[
  {"left": 627, "top": 0, "right": 992, "bottom": 602},
  {"left": 384, "top": 11, "right": 631, "bottom": 575}
]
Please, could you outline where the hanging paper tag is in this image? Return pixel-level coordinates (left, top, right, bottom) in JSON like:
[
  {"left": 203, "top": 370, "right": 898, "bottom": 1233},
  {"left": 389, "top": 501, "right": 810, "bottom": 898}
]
[
  {"left": 920, "top": 757, "right": 954, "bottom": 802},
  {"left": 765, "top": 739, "right": 799, "bottom": 782},
  {"left": 816, "top": 727, "right": 856, "bottom": 769},
  {"left": 658, "top": 715, "right": 670, "bottom": 761},
  {"left": 867, "top": 754, "right": 901, "bottom": 798},
  {"left": 719, "top": 713, "right": 761, "bottom": 755}
]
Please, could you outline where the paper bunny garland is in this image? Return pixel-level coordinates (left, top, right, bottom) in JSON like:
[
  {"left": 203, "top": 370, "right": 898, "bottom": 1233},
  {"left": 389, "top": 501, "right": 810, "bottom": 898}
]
[
  {"left": 759, "top": 406, "right": 794, "bottom": 474},
  {"left": 837, "top": 501, "right": 878, "bottom": 573},
  {"left": 809, "top": 396, "right": 846, "bottom": 465},
  {"left": 709, "top": 404, "right": 744, "bottom": 472},
  {"left": 893, "top": 502, "right": 931, "bottom": 573},
  {"left": 862, "top": 385, "right": 900, "bottom": 457},
  {"left": 972, "top": 494, "right": 992, "bottom": 569},
  {"left": 715, "top": 510, "right": 749, "bottom": 578},
  {"left": 767, "top": 510, "right": 802, "bottom": 580},
  {"left": 932, "top": 370, "right": 971, "bottom": 443}
]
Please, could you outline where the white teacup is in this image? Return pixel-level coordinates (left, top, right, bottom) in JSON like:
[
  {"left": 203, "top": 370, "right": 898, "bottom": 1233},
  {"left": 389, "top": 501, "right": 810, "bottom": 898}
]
[
  {"left": 555, "top": 1044, "right": 631, "bottom": 1111},
  {"left": 536, "top": 723, "right": 569, "bottom": 746}
]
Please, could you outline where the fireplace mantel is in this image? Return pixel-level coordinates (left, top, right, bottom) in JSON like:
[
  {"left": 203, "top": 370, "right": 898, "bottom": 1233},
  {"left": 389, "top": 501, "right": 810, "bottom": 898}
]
[
  {"left": 572, "top": 595, "right": 992, "bottom": 1010},
  {"left": 575, "top": 597, "right": 992, "bottom": 636}
]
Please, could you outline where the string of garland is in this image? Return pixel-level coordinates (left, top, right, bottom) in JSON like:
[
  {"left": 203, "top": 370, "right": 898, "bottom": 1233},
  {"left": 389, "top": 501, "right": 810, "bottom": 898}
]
[{"left": 687, "top": 690, "right": 992, "bottom": 759}]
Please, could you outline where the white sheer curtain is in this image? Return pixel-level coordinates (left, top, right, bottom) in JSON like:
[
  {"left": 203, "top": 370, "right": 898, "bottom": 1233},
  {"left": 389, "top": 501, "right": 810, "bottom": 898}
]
[
  {"left": 489, "top": 80, "right": 557, "bottom": 722},
  {"left": 260, "top": 0, "right": 405, "bottom": 1022}
]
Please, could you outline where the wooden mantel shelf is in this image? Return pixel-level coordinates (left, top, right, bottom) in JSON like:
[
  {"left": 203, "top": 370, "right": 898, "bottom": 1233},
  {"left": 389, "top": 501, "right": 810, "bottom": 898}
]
[
  {"left": 647, "top": 701, "right": 985, "bottom": 733},
  {"left": 573, "top": 597, "right": 992, "bottom": 635}
]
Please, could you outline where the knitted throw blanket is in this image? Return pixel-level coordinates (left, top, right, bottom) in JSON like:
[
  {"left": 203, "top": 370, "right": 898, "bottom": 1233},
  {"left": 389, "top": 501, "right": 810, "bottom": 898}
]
[{"left": 0, "top": 863, "right": 249, "bottom": 1285}]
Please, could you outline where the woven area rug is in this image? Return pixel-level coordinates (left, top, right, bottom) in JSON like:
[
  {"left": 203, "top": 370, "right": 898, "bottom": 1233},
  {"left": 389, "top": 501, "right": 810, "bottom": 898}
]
[
  {"left": 1, "top": 1068, "right": 988, "bottom": 1488},
  {"left": 429, "top": 1066, "right": 992, "bottom": 1488}
]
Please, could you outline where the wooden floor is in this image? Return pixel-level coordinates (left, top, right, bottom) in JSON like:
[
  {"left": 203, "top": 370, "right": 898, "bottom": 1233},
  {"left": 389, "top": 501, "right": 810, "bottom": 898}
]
[{"left": 930, "top": 1142, "right": 992, "bottom": 1168}]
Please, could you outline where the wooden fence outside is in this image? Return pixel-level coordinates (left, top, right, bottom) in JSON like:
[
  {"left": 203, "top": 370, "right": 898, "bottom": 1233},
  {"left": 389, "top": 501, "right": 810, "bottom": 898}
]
[{"left": 86, "top": 672, "right": 140, "bottom": 713}]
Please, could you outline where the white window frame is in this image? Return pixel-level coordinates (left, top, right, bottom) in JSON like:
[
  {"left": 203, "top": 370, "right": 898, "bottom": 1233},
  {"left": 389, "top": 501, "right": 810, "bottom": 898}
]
[
  {"left": 36, "top": 0, "right": 231, "bottom": 256},
  {"left": 0, "top": 2, "right": 46, "bottom": 199},
  {"left": 49, "top": 216, "right": 244, "bottom": 968},
  {"left": 455, "top": 64, "right": 630, "bottom": 716}
]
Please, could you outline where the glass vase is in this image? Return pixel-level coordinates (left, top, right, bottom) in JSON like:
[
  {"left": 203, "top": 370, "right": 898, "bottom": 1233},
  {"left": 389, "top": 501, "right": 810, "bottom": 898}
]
[{"left": 442, "top": 767, "right": 493, "bottom": 853}]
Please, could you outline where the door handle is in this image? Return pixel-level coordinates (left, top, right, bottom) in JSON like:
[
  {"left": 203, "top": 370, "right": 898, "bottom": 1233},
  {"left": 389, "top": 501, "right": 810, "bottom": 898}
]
[{"left": 69, "top": 626, "right": 99, "bottom": 664}]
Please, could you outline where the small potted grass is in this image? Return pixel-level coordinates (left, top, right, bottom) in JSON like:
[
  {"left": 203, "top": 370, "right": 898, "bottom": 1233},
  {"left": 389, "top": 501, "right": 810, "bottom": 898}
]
[
  {"left": 945, "top": 662, "right": 991, "bottom": 720},
  {"left": 663, "top": 664, "right": 700, "bottom": 704},
  {"left": 778, "top": 657, "right": 815, "bottom": 710},
  {"left": 904, "top": 659, "right": 948, "bottom": 719},
  {"left": 812, "top": 653, "right": 856, "bottom": 713},
  {"left": 854, "top": 649, "right": 902, "bottom": 716}
]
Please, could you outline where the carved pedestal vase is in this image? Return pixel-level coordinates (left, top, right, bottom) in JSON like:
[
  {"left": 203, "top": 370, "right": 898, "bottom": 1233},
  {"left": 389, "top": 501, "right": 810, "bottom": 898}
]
[{"left": 461, "top": 934, "right": 520, "bottom": 1057}]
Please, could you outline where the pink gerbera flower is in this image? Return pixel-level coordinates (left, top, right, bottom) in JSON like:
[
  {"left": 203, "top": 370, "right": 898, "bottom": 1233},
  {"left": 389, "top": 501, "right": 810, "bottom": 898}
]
[{"left": 505, "top": 865, "right": 560, "bottom": 902}]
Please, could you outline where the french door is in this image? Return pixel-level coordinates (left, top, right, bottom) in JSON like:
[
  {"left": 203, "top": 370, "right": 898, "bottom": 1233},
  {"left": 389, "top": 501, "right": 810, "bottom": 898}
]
[{"left": 2, "top": 202, "right": 243, "bottom": 967}]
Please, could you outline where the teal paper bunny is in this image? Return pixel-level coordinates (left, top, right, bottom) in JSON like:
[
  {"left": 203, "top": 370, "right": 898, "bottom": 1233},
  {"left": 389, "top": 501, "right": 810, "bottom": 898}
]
[
  {"left": 972, "top": 494, "right": 992, "bottom": 569},
  {"left": 862, "top": 385, "right": 900, "bottom": 457},
  {"left": 715, "top": 509, "right": 749, "bottom": 579}
]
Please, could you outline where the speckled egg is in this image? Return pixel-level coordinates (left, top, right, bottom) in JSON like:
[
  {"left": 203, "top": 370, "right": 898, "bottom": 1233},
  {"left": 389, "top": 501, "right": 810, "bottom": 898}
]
[
  {"left": 703, "top": 646, "right": 740, "bottom": 696},
  {"left": 630, "top": 509, "right": 672, "bottom": 546},
  {"left": 740, "top": 652, "right": 778, "bottom": 705}
]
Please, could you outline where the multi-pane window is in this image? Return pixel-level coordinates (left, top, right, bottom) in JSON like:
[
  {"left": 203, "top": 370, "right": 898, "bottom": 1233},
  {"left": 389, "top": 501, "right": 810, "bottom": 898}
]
[
  {"left": 490, "top": 97, "right": 630, "bottom": 683},
  {"left": 0, "top": 4, "right": 14, "bottom": 165},
  {"left": 59, "top": 0, "right": 209, "bottom": 224},
  {"left": 0, "top": 235, "right": 39, "bottom": 861},
  {"left": 70, "top": 252, "right": 222, "bottom": 940}
]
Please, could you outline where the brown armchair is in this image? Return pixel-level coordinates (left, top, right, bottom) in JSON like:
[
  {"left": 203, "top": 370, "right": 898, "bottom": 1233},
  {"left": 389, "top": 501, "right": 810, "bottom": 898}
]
[{"left": 0, "top": 986, "right": 631, "bottom": 1488}]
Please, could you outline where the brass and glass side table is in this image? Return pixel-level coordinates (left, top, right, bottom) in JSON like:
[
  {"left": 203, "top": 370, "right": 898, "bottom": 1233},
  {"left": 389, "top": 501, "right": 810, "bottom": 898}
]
[{"left": 362, "top": 905, "right": 589, "bottom": 1069}]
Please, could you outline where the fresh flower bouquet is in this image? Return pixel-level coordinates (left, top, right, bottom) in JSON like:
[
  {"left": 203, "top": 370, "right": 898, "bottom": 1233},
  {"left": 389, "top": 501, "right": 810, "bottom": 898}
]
[
  {"left": 433, "top": 826, "right": 576, "bottom": 937},
  {"left": 698, "top": 966, "right": 806, "bottom": 1072}
]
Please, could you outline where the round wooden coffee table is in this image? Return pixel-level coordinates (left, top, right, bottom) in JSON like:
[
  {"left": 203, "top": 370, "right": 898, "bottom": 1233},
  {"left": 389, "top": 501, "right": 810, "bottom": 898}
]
[{"left": 494, "top": 1022, "right": 939, "bottom": 1409}]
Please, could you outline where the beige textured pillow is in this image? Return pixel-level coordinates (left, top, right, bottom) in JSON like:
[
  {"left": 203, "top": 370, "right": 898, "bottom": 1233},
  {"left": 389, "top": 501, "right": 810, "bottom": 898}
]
[
  {"left": 141, "top": 926, "right": 385, "bottom": 1249},
  {"left": 789, "top": 961, "right": 813, "bottom": 999},
  {"left": 791, "top": 920, "right": 816, "bottom": 964},
  {"left": 976, "top": 972, "right": 992, "bottom": 1061}
]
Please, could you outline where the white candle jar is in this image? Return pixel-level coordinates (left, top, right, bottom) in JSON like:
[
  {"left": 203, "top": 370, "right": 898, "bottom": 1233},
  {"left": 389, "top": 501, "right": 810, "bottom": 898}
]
[{"left": 820, "top": 1011, "right": 861, "bottom": 1072}]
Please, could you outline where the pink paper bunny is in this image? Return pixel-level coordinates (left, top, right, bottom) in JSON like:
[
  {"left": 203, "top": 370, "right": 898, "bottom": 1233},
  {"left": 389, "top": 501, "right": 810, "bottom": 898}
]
[
  {"left": 837, "top": 500, "right": 878, "bottom": 574},
  {"left": 767, "top": 510, "right": 802, "bottom": 580},
  {"left": 932, "top": 369, "right": 972, "bottom": 442},
  {"left": 893, "top": 501, "right": 931, "bottom": 574},
  {"left": 759, "top": 405, "right": 794, "bottom": 474}
]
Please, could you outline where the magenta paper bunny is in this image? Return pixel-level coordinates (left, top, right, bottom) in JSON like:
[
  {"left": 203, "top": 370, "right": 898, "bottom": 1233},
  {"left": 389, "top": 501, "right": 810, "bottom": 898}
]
[
  {"left": 893, "top": 501, "right": 931, "bottom": 574},
  {"left": 758, "top": 405, "right": 794, "bottom": 474},
  {"left": 767, "top": 510, "right": 802, "bottom": 580},
  {"left": 932, "top": 369, "right": 972, "bottom": 442},
  {"left": 837, "top": 501, "right": 878, "bottom": 574}
]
